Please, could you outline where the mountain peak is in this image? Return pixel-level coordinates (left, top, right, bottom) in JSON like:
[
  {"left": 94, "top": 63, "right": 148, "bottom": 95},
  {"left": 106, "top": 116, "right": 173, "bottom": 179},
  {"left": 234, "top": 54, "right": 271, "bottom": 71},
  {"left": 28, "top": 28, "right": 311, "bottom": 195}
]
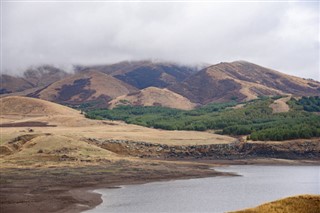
[{"left": 169, "top": 61, "right": 320, "bottom": 104}]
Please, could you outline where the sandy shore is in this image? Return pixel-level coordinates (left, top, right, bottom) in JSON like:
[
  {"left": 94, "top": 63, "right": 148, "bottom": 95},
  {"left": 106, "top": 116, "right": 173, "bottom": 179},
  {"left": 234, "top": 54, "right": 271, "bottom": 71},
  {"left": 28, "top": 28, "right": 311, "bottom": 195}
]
[{"left": 1, "top": 158, "right": 319, "bottom": 213}]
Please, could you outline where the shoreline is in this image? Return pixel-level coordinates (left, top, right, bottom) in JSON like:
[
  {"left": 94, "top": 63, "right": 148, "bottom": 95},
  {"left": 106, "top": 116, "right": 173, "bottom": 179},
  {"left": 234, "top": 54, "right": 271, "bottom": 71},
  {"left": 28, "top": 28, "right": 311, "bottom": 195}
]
[
  {"left": 1, "top": 158, "right": 319, "bottom": 213},
  {"left": 63, "top": 169, "right": 234, "bottom": 213},
  {"left": 61, "top": 158, "right": 320, "bottom": 213},
  {"left": 0, "top": 159, "right": 225, "bottom": 213}
]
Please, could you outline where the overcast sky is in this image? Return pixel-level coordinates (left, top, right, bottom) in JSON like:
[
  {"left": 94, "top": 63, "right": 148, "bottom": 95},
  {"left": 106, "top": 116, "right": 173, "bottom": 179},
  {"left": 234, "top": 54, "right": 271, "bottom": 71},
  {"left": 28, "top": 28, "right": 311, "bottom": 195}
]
[{"left": 2, "top": 1, "right": 319, "bottom": 80}]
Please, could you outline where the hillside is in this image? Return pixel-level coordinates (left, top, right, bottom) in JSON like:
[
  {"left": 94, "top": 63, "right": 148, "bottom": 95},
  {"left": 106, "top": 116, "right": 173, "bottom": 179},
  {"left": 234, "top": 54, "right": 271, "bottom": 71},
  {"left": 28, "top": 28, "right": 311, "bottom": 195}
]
[
  {"left": 109, "top": 87, "right": 197, "bottom": 110},
  {"left": 0, "top": 96, "right": 79, "bottom": 117},
  {"left": 77, "top": 60, "right": 200, "bottom": 89},
  {"left": 0, "top": 74, "right": 34, "bottom": 94},
  {"left": 29, "top": 70, "right": 138, "bottom": 106},
  {"left": 1, "top": 97, "right": 318, "bottom": 165},
  {"left": 169, "top": 61, "right": 320, "bottom": 104},
  {"left": 0, "top": 96, "right": 237, "bottom": 165}
]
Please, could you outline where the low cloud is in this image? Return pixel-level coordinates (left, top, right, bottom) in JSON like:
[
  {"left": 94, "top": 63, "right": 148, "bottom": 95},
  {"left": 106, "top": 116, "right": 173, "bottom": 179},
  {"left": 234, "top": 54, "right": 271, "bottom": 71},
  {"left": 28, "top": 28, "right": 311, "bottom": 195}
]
[{"left": 2, "top": 1, "right": 319, "bottom": 80}]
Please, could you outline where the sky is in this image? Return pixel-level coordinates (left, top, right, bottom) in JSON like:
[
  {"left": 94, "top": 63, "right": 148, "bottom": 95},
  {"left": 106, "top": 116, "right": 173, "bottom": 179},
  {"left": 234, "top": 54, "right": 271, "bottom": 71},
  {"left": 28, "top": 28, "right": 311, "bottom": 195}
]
[{"left": 1, "top": 1, "right": 319, "bottom": 80}]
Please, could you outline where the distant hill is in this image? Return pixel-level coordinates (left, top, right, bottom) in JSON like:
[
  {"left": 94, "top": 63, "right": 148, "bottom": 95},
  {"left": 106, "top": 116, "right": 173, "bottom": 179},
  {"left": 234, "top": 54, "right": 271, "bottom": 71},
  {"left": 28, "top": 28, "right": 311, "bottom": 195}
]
[
  {"left": 0, "top": 96, "right": 79, "bottom": 116},
  {"left": 77, "top": 60, "right": 200, "bottom": 89},
  {"left": 0, "top": 74, "right": 34, "bottom": 94},
  {"left": 109, "top": 87, "right": 197, "bottom": 110},
  {"left": 29, "top": 70, "right": 137, "bottom": 106},
  {"left": 23, "top": 65, "right": 69, "bottom": 87},
  {"left": 1, "top": 65, "right": 69, "bottom": 95},
  {"left": 169, "top": 61, "right": 320, "bottom": 104}
]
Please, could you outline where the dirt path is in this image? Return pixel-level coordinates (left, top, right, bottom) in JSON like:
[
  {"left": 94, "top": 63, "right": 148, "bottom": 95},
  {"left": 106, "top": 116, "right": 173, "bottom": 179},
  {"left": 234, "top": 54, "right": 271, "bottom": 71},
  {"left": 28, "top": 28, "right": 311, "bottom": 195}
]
[{"left": 269, "top": 96, "right": 291, "bottom": 113}]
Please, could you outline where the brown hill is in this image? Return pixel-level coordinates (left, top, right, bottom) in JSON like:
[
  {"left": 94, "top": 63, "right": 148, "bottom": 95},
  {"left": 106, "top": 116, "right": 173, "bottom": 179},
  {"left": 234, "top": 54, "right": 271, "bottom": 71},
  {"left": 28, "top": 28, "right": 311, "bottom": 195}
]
[
  {"left": 0, "top": 96, "right": 79, "bottom": 116},
  {"left": 169, "top": 61, "right": 320, "bottom": 104},
  {"left": 77, "top": 60, "right": 200, "bottom": 89},
  {"left": 29, "top": 70, "right": 138, "bottom": 106},
  {"left": 0, "top": 74, "right": 34, "bottom": 94},
  {"left": 109, "top": 87, "right": 197, "bottom": 110},
  {"left": 0, "top": 96, "right": 110, "bottom": 127}
]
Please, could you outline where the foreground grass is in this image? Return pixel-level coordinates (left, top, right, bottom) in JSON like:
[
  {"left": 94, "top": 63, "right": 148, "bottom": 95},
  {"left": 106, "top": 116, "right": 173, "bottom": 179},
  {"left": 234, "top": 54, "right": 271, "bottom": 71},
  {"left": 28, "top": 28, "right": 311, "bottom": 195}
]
[{"left": 230, "top": 195, "right": 320, "bottom": 213}]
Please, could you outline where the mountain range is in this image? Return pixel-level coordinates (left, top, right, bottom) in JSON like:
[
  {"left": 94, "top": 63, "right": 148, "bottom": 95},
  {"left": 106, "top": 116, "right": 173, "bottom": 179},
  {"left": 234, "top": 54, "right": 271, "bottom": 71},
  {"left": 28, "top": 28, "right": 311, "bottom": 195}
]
[{"left": 1, "top": 60, "right": 319, "bottom": 109}]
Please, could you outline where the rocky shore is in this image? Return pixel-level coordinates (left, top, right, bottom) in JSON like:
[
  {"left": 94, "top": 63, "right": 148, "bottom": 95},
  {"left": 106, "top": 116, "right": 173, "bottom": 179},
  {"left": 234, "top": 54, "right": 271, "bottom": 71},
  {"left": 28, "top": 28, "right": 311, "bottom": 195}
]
[{"left": 86, "top": 138, "right": 320, "bottom": 160}]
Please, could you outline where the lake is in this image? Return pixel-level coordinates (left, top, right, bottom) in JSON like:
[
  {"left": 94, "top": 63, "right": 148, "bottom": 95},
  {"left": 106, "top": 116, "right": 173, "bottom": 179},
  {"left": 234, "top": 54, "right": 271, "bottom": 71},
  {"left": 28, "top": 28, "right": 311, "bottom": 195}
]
[{"left": 85, "top": 165, "right": 320, "bottom": 213}]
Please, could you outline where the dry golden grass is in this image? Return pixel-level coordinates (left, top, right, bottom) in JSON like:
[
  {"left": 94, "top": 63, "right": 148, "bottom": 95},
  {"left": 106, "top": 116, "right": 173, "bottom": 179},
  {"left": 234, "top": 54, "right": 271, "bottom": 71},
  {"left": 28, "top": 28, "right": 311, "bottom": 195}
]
[
  {"left": 204, "top": 61, "right": 320, "bottom": 102},
  {"left": 0, "top": 96, "right": 236, "bottom": 167},
  {"left": 269, "top": 96, "right": 291, "bottom": 113},
  {"left": 0, "top": 133, "right": 123, "bottom": 167},
  {"left": 0, "top": 96, "right": 235, "bottom": 145},
  {"left": 229, "top": 195, "right": 320, "bottom": 213},
  {"left": 1, "top": 123, "right": 236, "bottom": 146},
  {"left": 205, "top": 66, "right": 286, "bottom": 101},
  {"left": 0, "top": 96, "right": 79, "bottom": 116},
  {"left": 236, "top": 80, "right": 286, "bottom": 101},
  {"left": 232, "top": 103, "right": 245, "bottom": 109},
  {"left": 109, "top": 87, "right": 197, "bottom": 110},
  {"left": 36, "top": 70, "right": 136, "bottom": 102}
]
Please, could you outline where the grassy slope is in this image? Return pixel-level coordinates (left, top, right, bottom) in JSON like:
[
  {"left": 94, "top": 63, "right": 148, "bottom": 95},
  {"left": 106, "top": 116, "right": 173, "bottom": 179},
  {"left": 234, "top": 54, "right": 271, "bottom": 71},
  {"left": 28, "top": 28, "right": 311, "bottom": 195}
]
[
  {"left": 230, "top": 195, "right": 320, "bottom": 213},
  {"left": 0, "top": 96, "right": 236, "bottom": 167},
  {"left": 109, "top": 87, "right": 197, "bottom": 110}
]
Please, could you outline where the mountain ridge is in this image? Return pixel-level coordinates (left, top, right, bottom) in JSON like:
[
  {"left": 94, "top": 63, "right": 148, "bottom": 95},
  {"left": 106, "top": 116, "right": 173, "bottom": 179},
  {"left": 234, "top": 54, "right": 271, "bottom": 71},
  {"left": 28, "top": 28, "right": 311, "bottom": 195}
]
[
  {"left": 169, "top": 61, "right": 320, "bottom": 104},
  {"left": 29, "top": 70, "right": 138, "bottom": 106},
  {"left": 76, "top": 60, "right": 201, "bottom": 89},
  {"left": 1, "top": 60, "right": 319, "bottom": 109}
]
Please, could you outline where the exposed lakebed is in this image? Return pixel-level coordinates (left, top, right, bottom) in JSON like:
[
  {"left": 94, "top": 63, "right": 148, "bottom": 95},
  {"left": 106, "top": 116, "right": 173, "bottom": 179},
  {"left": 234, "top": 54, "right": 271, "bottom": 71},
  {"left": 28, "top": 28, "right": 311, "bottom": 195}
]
[{"left": 85, "top": 165, "right": 320, "bottom": 213}]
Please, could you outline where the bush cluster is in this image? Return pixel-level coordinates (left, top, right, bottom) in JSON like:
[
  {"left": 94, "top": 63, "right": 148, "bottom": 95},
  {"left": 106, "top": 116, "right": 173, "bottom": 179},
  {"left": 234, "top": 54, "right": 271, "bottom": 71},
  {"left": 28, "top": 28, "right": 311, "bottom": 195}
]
[{"left": 85, "top": 98, "right": 320, "bottom": 141}]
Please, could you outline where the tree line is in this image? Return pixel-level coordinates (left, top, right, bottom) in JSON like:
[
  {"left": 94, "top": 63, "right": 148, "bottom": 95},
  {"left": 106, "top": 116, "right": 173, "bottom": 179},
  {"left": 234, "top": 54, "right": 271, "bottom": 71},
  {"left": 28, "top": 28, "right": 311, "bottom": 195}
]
[{"left": 85, "top": 97, "right": 320, "bottom": 141}]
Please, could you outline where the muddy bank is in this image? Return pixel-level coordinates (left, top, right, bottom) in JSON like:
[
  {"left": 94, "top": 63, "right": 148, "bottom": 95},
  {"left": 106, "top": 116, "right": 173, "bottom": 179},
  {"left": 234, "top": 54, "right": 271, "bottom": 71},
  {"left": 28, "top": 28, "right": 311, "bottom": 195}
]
[
  {"left": 2, "top": 137, "right": 319, "bottom": 213},
  {"left": 0, "top": 160, "right": 228, "bottom": 213},
  {"left": 86, "top": 138, "right": 320, "bottom": 160},
  {"left": 2, "top": 158, "right": 319, "bottom": 213}
]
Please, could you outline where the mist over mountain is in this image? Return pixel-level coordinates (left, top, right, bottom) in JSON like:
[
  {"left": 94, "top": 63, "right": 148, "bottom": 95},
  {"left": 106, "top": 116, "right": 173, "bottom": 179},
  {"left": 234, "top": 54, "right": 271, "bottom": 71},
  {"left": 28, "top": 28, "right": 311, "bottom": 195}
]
[
  {"left": 2, "top": 2, "right": 319, "bottom": 80},
  {"left": 77, "top": 60, "right": 201, "bottom": 89}
]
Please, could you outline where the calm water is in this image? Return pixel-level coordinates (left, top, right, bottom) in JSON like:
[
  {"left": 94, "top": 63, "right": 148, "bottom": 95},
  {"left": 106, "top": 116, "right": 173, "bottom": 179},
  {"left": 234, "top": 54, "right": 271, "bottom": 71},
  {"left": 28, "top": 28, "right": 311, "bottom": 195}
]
[{"left": 85, "top": 165, "right": 320, "bottom": 213}]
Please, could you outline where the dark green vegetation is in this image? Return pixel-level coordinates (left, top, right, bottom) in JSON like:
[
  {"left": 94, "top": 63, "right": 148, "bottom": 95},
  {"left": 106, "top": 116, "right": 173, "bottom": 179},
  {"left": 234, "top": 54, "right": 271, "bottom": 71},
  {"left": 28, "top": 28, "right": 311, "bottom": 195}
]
[
  {"left": 288, "top": 96, "right": 320, "bottom": 112},
  {"left": 86, "top": 97, "right": 320, "bottom": 141}
]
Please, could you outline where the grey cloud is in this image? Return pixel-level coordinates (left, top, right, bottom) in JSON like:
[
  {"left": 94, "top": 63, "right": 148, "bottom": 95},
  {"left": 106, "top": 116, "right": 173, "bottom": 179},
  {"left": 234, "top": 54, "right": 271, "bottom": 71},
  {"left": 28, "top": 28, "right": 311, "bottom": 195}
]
[{"left": 2, "top": 2, "right": 319, "bottom": 80}]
